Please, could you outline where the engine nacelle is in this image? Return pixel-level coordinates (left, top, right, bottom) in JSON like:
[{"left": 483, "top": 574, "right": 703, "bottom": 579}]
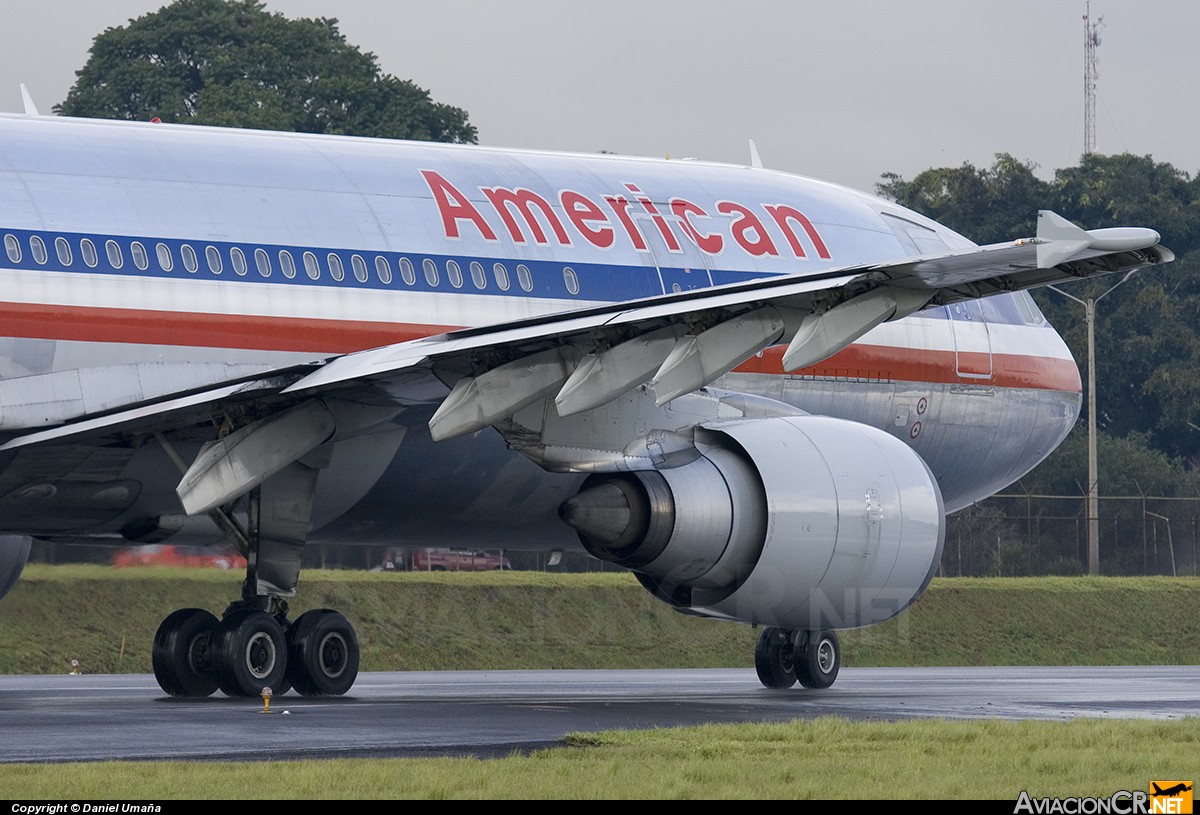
[
  {"left": 559, "top": 416, "right": 944, "bottom": 630},
  {"left": 0, "top": 535, "right": 32, "bottom": 602}
]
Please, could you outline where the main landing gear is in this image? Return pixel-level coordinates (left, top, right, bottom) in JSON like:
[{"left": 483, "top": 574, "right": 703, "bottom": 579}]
[
  {"left": 754, "top": 626, "right": 841, "bottom": 690},
  {"left": 152, "top": 602, "right": 360, "bottom": 698},
  {"left": 150, "top": 460, "right": 360, "bottom": 698}
]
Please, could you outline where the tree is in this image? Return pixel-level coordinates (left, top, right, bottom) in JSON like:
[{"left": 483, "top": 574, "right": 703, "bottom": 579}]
[
  {"left": 876, "top": 153, "right": 1051, "bottom": 244},
  {"left": 54, "top": 0, "right": 477, "bottom": 144},
  {"left": 879, "top": 152, "right": 1200, "bottom": 465}
]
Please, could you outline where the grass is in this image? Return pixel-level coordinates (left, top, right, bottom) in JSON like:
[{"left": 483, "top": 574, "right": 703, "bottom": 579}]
[
  {"left": 1, "top": 567, "right": 1197, "bottom": 799},
  {"left": 0, "top": 718, "right": 1195, "bottom": 799},
  {"left": 4, "top": 567, "right": 1198, "bottom": 674}
]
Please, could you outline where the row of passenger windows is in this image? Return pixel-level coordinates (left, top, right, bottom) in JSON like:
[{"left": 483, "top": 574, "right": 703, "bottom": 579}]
[{"left": 3, "top": 232, "right": 584, "bottom": 296}]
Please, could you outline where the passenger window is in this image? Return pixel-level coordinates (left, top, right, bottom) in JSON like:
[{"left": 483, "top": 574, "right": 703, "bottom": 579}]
[
  {"left": 374, "top": 256, "right": 392, "bottom": 285},
  {"left": 563, "top": 266, "right": 580, "bottom": 295},
  {"left": 279, "top": 250, "right": 296, "bottom": 279},
  {"left": 352, "top": 254, "right": 368, "bottom": 283},
  {"left": 470, "top": 261, "right": 486, "bottom": 289},
  {"left": 205, "top": 245, "right": 222, "bottom": 274},
  {"left": 328, "top": 253, "right": 345, "bottom": 282},
  {"left": 303, "top": 251, "right": 320, "bottom": 280},
  {"left": 30, "top": 236, "right": 47, "bottom": 265},
  {"left": 493, "top": 262, "right": 510, "bottom": 291},
  {"left": 80, "top": 238, "right": 98, "bottom": 268},
  {"left": 254, "top": 248, "right": 271, "bottom": 277},
  {"left": 106, "top": 240, "right": 123, "bottom": 269},
  {"left": 181, "top": 244, "right": 198, "bottom": 273},
  {"left": 3, "top": 234, "right": 19, "bottom": 263},
  {"left": 446, "top": 259, "right": 463, "bottom": 288},
  {"left": 55, "top": 237, "right": 72, "bottom": 266},
  {"left": 156, "top": 243, "right": 174, "bottom": 272},
  {"left": 231, "top": 247, "right": 248, "bottom": 276},
  {"left": 131, "top": 241, "right": 149, "bottom": 270},
  {"left": 423, "top": 258, "right": 439, "bottom": 287},
  {"left": 516, "top": 263, "right": 533, "bottom": 292},
  {"left": 399, "top": 257, "right": 416, "bottom": 285}
]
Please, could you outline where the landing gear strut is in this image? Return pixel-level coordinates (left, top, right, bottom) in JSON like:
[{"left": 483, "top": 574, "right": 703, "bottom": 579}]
[
  {"left": 151, "top": 462, "right": 360, "bottom": 698},
  {"left": 753, "top": 627, "right": 841, "bottom": 690}
]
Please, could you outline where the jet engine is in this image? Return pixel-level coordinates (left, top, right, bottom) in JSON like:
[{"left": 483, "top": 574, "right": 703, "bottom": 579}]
[
  {"left": 559, "top": 416, "right": 945, "bottom": 631},
  {"left": 0, "top": 535, "right": 31, "bottom": 602}
]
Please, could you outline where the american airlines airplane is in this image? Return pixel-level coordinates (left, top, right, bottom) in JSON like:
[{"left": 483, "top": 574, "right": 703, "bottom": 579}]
[{"left": 0, "top": 111, "right": 1172, "bottom": 698}]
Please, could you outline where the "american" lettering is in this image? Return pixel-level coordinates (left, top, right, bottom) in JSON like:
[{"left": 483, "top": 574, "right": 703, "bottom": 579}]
[{"left": 420, "top": 170, "right": 833, "bottom": 262}]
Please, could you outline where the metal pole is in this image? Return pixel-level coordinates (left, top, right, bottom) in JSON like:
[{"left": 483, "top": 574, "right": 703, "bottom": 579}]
[
  {"left": 1048, "top": 270, "right": 1136, "bottom": 577},
  {"left": 1085, "top": 298, "right": 1099, "bottom": 575}
]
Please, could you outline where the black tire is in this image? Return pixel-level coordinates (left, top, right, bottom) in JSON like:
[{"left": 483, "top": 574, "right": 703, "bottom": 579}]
[
  {"left": 794, "top": 629, "right": 840, "bottom": 689},
  {"left": 286, "top": 609, "right": 360, "bottom": 696},
  {"left": 213, "top": 609, "right": 288, "bottom": 697},
  {"left": 152, "top": 608, "right": 220, "bottom": 698},
  {"left": 754, "top": 627, "right": 798, "bottom": 689}
]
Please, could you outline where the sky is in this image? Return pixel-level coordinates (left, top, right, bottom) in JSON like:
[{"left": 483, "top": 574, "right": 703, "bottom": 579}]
[{"left": 1, "top": 0, "right": 1196, "bottom": 194}]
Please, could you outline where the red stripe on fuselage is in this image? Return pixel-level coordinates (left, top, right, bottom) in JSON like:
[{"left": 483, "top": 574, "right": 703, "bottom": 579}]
[
  {"left": 0, "top": 301, "right": 1081, "bottom": 392},
  {"left": 732, "top": 344, "right": 1081, "bottom": 393},
  {"left": 0, "top": 301, "right": 433, "bottom": 353}
]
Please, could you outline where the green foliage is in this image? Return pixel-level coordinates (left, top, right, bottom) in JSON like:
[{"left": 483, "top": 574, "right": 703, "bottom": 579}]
[
  {"left": 5, "top": 567, "right": 1200, "bottom": 675},
  {"left": 1017, "top": 426, "right": 1195, "bottom": 498},
  {"left": 54, "top": 0, "right": 476, "bottom": 143},
  {"left": 879, "top": 151, "right": 1200, "bottom": 467},
  {"left": 877, "top": 153, "right": 1051, "bottom": 244}
]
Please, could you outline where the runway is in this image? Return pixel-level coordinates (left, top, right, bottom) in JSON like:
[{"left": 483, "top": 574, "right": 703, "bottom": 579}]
[{"left": 1, "top": 666, "right": 1198, "bottom": 763}]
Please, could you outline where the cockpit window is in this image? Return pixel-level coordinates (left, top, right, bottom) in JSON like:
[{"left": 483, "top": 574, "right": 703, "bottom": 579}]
[
  {"left": 881, "top": 213, "right": 949, "bottom": 256},
  {"left": 1013, "top": 290, "right": 1047, "bottom": 326}
]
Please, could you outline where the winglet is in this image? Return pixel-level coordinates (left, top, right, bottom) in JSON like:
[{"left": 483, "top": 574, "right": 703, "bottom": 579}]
[
  {"left": 748, "top": 139, "right": 763, "bottom": 169},
  {"left": 1036, "top": 209, "right": 1162, "bottom": 269},
  {"left": 19, "top": 84, "right": 39, "bottom": 116}
]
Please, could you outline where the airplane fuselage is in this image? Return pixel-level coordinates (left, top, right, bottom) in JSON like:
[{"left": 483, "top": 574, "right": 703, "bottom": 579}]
[{"left": 0, "top": 114, "right": 1080, "bottom": 547}]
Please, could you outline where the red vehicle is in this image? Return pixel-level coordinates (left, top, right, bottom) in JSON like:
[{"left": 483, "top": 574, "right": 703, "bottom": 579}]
[
  {"left": 390, "top": 548, "right": 511, "bottom": 572},
  {"left": 111, "top": 545, "right": 246, "bottom": 570}
]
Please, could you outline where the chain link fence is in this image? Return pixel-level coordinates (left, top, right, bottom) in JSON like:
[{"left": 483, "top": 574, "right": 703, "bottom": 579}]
[{"left": 943, "top": 493, "right": 1200, "bottom": 577}]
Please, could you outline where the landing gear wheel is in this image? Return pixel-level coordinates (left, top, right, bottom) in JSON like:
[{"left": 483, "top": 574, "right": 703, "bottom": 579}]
[
  {"left": 152, "top": 608, "right": 219, "bottom": 697},
  {"left": 795, "top": 629, "right": 840, "bottom": 689},
  {"left": 286, "top": 609, "right": 360, "bottom": 696},
  {"left": 754, "top": 627, "right": 798, "bottom": 689},
  {"left": 213, "top": 609, "right": 289, "bottom": 697}
]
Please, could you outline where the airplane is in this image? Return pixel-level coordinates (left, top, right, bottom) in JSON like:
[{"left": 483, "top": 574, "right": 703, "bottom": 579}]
[
  {"left": 1152, "top": 783, "right": 1193, "bottom": 797},
  {"left": 0, "top": 111, "right": 1172, "bottom": 699}
]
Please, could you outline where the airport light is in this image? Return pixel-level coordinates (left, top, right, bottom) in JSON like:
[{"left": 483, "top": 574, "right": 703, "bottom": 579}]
[{"left": 1046, "top": 270, "right": 1136, "bottom": 575}]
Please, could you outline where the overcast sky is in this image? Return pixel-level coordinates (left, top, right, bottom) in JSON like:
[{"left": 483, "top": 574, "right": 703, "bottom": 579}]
[{"left": 1, "top": 0, "right": 1196, "bottom": 193}]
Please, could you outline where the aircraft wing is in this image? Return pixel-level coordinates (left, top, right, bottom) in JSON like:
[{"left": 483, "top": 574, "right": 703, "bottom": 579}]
[
  {"left": 0, "top": 210, "right": 1171, "bottom": 513},
  {"left": 279, "top": 210, "right": 1172, "bottom": 427}
]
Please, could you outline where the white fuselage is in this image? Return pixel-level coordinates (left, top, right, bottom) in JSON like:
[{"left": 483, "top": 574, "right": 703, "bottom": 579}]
[{"left": 0, "top": 114, "right": 1080, "bottom": 545}]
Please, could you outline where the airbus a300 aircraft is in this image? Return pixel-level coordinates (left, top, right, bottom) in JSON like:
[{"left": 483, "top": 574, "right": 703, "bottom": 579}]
[{"left": 0, "top": 112, "right": 1172, "bottom": 698}]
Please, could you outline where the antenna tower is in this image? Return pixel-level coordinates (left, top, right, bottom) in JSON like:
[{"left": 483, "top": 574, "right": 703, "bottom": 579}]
[{"left": 1083, "top": 1, "right": 1104, "bottom": 155}]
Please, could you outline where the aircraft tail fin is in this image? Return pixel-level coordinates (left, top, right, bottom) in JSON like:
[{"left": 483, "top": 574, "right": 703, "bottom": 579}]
[
  {"left": 19, "top": 84, "right": 39, "bottom": 116},
  {"left": 748, "top": 138, "right": 763, "bottom": 169}
]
